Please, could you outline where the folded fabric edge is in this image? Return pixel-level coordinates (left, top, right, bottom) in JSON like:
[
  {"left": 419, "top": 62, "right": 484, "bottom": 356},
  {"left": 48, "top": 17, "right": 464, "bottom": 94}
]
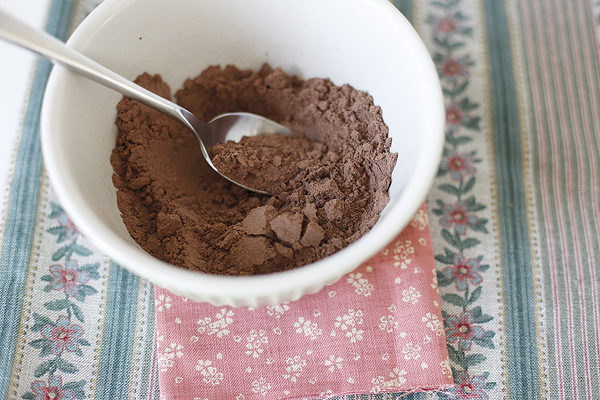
[{"left": 284, "top": 384, "right": 457, "bottom": 400}]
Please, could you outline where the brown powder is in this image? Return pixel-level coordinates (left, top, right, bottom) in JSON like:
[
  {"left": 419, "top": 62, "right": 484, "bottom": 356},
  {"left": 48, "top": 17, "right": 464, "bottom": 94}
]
[{"left": 110, "top": 64, "right": 397, "bottom": 275}]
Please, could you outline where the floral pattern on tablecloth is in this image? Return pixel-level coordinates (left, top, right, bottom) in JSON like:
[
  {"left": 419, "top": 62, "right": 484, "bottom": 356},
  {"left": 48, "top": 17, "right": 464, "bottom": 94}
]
[
  {"left": 20, "top": 203, "right": 105, "bottom": 400},
  {"left": 422, "top": 0, "right": 503, "bottom": 397}
]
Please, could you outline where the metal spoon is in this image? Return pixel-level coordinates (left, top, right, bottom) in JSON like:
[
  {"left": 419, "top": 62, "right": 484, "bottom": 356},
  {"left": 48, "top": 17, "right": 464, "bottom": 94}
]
[{"left": 0, "top": 9, "right": 291, "bottom": 195}]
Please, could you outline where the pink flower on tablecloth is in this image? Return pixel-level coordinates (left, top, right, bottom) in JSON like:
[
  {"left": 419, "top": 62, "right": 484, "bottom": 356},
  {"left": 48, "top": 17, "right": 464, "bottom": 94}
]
[
  {"left": 57, "top": 212, "right": 79, "bottom": 241},
  {"left": 49, "top": 260, "right": 90, "bottom": 297},
  {"left": 440, "top": 201, "right": 478, "bottom": 235},
  {"left": 31, "top": 375, "right": 75, "bottom": 400},
  {"left": 428, "top": 13, "right": 473, "bottom": 37},
  {"left": 445, "top": 312, "right": 485, "bottom": 351},
  {"left": 437, "top": 16, "right": 458, "bottom": 34},
  {"left": 427, "top": 13, "right": 472, "bottom": 37},
  {"left": 447, "top": 371, "right": 488, "bottom": 399},
  {"left": 446, "top": 106, "right": 464, "bottom": 127},
  {"left": 443, "top": 254, "right": 483, "bottom": 291},
  {"left": 436, "top": 55, "right": 472, "bottom": 79},
  {"left": 40, "top": 316, "right": 84, "bottom": 354},
  {"left": 440, "top": 149, "right": 476, "bottom": 181}
]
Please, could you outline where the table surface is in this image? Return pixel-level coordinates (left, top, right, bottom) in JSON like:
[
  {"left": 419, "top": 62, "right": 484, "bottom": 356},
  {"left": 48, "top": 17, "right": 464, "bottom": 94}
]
[{"left": 1, "top": 0, "right": 600, "bottom": 399}]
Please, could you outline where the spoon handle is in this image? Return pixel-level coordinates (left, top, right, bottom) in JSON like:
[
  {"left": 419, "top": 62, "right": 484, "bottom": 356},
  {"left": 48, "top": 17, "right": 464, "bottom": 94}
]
[{"left": 0, "top": 9, "right": 186, "bottom": 122}]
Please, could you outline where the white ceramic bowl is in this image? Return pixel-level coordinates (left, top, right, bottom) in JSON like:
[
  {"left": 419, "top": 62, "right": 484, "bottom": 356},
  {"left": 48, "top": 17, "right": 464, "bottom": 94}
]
[{"left": 41, "top": 0, "right": 443, "bottom": 306}]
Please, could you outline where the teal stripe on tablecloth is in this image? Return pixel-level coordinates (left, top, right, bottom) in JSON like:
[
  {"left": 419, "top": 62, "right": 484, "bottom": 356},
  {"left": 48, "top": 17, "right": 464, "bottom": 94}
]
[
  {"left": 0, "top": 0, "right": 77, "bottom": 397},
  {"left": 392, "top": 0, "right": 413, "bottom": 21},
  {"left": 482, "top": 1, "right": 540, "bottom": 398},
  {"left": 95, "top": 262, "right": 140, "bottom": 399},
  {"left": 138, "top": 282, "right": 158, "bottom": 400},
  {"left": 152, "top": 359, "right": 160, "bottom": 400}
]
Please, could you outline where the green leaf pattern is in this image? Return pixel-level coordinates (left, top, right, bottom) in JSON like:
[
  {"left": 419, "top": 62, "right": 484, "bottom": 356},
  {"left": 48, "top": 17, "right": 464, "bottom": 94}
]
[
  {"left": 427, "top": 0, "right": 497, "bottom": 397},
  {"left": 21, "top": 203, "right": 100, "bottom": 400}
]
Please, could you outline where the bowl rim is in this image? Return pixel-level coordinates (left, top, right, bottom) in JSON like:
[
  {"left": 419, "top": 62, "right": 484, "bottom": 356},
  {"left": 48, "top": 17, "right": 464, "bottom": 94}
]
[{"left": 40, "top": 0, "right": 444, "bottom": 306}]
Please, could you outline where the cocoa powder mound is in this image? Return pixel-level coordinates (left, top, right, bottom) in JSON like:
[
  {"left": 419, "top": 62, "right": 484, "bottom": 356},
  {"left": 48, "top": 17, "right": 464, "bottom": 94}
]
[{"left": 111, "top": 64, "right": 397, "bottom": 275}]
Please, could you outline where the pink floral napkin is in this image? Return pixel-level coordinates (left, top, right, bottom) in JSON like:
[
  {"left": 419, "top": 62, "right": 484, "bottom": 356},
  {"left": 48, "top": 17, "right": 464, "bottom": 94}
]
[{"left": 154, "top": 205, "right": 454, "bottom": 399}]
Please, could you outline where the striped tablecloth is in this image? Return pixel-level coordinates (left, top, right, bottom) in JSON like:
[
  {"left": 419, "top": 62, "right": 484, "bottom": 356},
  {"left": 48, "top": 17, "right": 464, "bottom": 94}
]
[{"left": 1, "top": 0, "right": 599, "bottom": 399}]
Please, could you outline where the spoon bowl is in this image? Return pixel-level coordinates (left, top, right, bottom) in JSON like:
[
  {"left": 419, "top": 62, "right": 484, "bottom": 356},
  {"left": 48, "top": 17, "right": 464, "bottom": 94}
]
[
  {"left": 184, "top": 110, "right": 291, "bottom": 194},
  {"left": 0, "top": 9, "right": 291, "bottom": 194}
]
